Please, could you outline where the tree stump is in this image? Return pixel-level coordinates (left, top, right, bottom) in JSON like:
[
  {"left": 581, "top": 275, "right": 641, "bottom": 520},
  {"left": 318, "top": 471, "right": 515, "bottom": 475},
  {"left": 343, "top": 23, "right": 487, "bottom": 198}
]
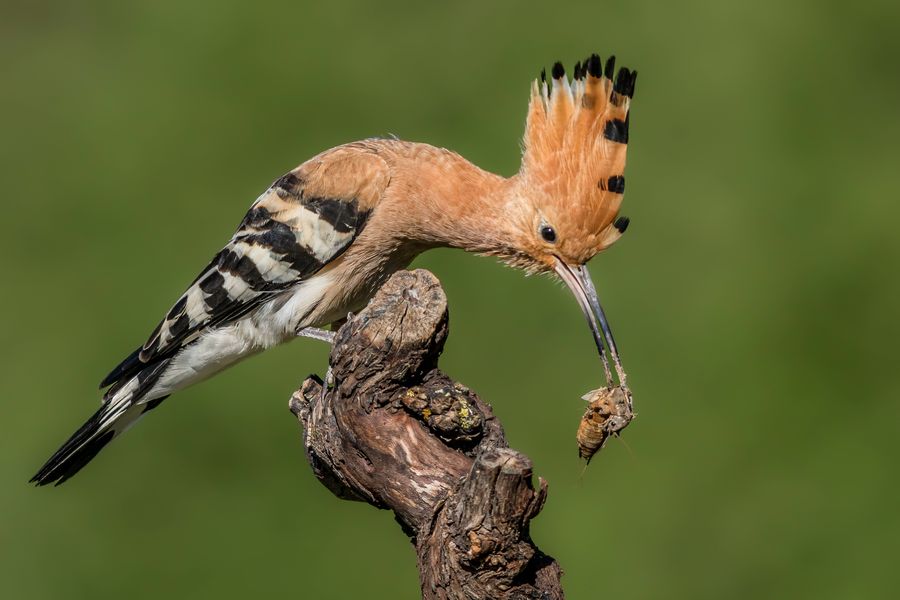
[{"left": 289, "top": 269, "right": 563, "bottom": 599}]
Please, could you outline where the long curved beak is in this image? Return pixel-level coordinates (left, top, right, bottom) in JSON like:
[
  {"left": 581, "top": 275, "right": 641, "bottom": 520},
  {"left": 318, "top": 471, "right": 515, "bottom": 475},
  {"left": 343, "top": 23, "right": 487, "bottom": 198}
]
[{"left": 553, "top": 257, "right": 626, "bottom": 386}]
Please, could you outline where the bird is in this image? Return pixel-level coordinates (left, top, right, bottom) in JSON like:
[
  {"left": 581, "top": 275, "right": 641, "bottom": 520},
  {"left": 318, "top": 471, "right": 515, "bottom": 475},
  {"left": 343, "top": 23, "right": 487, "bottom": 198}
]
[{"left": 31, "top": 53, "right": 637, "bottom": 486}]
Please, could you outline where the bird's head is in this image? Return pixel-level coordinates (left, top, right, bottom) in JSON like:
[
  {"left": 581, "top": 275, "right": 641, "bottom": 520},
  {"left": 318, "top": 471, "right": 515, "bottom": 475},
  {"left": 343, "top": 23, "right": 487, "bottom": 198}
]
[{"left": 507, "top": 54, "right": 637, "bottom": 383}]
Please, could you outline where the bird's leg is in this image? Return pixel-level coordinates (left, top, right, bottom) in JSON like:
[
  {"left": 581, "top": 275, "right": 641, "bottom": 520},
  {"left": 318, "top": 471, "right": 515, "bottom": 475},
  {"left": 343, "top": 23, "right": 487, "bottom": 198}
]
[
  {"left": 295, "top": 326, "right": 340, "bottom": 404},
  {"left": 296, "top": 326, "right": 336, "bottom": 344},
  {"left": 294, "top": 328, "right": 337, "bottom": 402},
  {"left": 298, "top": 319, "right": 355, "bottom": 403},
  {"left": 314, "top": 316, "right": 352, "bottom": 404}
]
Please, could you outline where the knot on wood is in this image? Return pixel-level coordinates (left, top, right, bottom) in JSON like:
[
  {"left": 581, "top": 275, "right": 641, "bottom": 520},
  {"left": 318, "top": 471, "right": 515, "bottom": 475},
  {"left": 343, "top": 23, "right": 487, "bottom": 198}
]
[
  {"left": 398, "top": 380, "right": 482, "bottom": 447},
  {"left": 290, "top": 269, "right": 563, "bottom": 599}
]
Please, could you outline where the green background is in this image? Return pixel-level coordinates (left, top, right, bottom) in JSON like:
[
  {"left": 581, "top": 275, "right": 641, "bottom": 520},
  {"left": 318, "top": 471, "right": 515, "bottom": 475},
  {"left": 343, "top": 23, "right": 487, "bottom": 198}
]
[{"left": 2, "top": 1, "right": 898, "bottom": 598}]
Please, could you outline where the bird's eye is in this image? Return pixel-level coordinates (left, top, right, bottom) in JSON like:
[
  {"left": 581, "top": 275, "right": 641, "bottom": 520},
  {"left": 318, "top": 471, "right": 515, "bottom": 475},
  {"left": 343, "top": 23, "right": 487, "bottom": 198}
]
[{"left": 540, "top": 225, "right": 557, "bottom": 243}]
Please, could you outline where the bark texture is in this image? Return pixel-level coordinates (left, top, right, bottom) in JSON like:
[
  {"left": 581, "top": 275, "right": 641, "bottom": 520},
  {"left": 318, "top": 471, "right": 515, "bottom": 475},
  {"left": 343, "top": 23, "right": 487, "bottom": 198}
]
[{"left": 290, "top": 269, "right": 563, "bottom": 599}]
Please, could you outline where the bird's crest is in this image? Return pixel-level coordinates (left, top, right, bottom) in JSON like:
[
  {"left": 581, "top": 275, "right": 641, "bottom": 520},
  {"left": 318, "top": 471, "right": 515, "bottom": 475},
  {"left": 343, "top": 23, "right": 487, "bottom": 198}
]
[{"left": 520, "top": 54, "right": 636, "bottom": 263}]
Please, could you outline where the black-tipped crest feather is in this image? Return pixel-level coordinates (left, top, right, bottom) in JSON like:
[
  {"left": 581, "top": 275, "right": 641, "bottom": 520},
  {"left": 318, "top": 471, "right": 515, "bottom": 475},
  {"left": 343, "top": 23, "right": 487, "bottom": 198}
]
[
  {"left": 551, "top": 61, "right": 565, "bottom": 80},
  {"left": 588, "top": 54, "right": 602, "bottom": 78},
  {"left": 604, "top": 55, "right": 616, "bottom": 79},
  {"left": 614, "top": 67, "right": 634, "bottom": 97}
]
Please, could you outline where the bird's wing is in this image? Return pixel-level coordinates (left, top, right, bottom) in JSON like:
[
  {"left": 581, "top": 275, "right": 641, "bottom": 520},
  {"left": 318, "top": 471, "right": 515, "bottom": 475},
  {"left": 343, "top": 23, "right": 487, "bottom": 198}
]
[{"left": 101, "top": 145, "right": 390, "bottom": 389}]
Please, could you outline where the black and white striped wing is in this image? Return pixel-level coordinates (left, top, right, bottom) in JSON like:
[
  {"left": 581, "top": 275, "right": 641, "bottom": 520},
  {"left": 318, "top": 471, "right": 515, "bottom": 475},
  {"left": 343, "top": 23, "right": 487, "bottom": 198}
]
[{"left": 100, "top": 161, "right": 378, "bottom": 390}]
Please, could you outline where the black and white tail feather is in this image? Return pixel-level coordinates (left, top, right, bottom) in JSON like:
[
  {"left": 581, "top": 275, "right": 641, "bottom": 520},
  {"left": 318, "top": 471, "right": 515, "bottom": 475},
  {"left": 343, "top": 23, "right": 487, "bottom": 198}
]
[
  {"left": 30, "top": 361, "right": 172, "bottom": 486},
  {"left": 31, "top": 161, "right": 374, "bottom": 486}
]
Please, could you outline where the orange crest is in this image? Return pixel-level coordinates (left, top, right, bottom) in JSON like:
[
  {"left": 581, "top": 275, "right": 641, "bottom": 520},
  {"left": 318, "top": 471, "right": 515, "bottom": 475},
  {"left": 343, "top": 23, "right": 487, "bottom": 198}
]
[{"left": 519, "top": 54, "right": 636, "bottom": 266}]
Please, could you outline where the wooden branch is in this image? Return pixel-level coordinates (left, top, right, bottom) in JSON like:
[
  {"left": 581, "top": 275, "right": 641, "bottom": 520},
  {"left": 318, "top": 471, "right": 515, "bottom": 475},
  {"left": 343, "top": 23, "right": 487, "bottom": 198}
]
[{"left": 289, "top": 269, "right": 563, "bottom": 599}]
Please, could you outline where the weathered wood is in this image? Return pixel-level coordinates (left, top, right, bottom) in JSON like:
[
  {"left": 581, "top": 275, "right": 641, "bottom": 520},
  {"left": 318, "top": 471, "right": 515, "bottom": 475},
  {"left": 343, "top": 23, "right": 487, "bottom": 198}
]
[{"left": 290, "top": 269, "right": 563, "bottom": 599}]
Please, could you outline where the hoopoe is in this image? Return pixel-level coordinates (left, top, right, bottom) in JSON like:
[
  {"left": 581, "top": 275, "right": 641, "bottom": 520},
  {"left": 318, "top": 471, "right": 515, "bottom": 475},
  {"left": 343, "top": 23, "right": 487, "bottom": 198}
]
[{"left": 32, "top": 53, "right": 637, "bottom": 486}]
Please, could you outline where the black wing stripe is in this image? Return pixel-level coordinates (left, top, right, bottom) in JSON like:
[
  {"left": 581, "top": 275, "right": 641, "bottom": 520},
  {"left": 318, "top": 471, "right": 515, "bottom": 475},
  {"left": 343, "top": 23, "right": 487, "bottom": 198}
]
[
  {"left": 102, "top": 171, "right": 372, "bottom": 389},
  {"left": 272, "top": 173, "right": 302, "bottom": 198},
  {"left": 166, "top": 296, "right": 187, "bottom": 320},
  {"left": 200, "top": 271, "right": 229, "bottom": 311},
  {"left": 305, "top": 197, "right": 363, "bottom": 233},
  {"left": 99, "top": 347, "right": 141, "bottom": 389},
  {"left": 217, "top": 248, "right": 270, "bottom": 288}
]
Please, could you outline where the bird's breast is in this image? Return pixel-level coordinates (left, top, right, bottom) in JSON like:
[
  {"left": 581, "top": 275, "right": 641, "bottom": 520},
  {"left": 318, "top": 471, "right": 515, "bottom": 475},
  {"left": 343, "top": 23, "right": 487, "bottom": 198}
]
[{"left": 293, "top": 243, "right": 421, "bottom": 329}]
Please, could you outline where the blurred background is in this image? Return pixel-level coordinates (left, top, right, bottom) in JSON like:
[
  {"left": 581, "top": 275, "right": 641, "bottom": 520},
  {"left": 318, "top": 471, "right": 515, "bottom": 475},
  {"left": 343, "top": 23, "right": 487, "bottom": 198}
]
[{"left": 2, "top": 1, "right": 899, "bottom": 598}]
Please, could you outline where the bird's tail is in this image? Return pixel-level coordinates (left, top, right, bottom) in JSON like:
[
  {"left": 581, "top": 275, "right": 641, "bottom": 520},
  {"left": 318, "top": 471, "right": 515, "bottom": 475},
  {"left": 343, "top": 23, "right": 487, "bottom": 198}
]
[
  {"left": 30, "top": 357, "right": 172, "bottom": 486},
  {"left": 30, "top": 395, "right": 148, "bottom": 486}
]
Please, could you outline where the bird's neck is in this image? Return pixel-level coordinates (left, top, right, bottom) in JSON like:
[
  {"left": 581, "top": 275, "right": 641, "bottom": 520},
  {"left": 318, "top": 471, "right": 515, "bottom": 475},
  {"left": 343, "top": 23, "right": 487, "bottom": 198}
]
[
  {"left": 305, "top": 143, "right": 525, "bottom": 327},
  {"left": 389, "top": 145, "right": 520, "bottom": 255}
]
